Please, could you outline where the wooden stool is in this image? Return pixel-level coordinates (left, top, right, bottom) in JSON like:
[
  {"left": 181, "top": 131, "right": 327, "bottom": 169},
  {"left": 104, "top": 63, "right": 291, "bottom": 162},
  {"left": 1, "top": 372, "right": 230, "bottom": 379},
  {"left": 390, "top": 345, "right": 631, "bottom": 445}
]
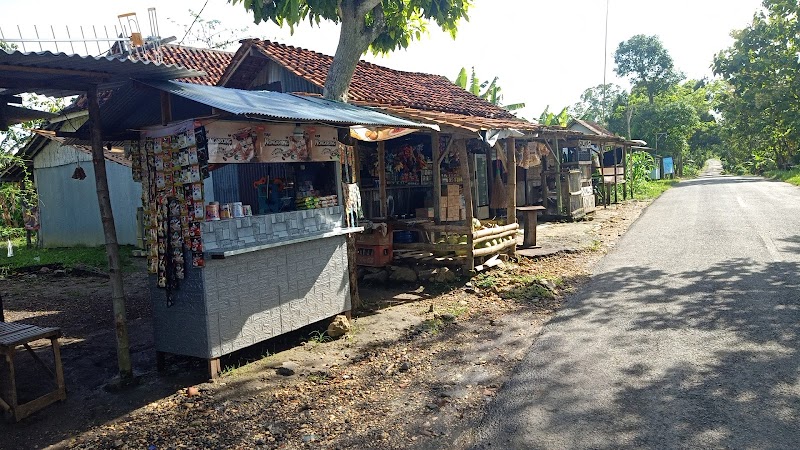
[
  {"left": 516, "top": 206, "right": 546, "bottom": 248},
  {"left": 0, "top": 322, "right": 66, "bottom": 421}
]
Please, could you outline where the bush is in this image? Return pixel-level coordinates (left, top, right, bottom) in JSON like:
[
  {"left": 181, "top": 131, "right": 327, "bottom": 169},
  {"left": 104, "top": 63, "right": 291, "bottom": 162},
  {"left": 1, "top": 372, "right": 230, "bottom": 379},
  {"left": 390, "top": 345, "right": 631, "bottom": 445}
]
[{"left": 0, "top": 227, "right": 26, "bottom": 240}]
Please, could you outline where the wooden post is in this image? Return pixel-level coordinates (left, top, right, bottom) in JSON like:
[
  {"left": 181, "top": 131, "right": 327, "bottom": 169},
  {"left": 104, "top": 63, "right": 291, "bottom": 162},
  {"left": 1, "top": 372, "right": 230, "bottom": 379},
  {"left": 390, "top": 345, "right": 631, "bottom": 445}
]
[
  {"left": 353, "top": 140, "right": 361, "bottom": 184},
  {"left": 623, "top": 145, "right": 629, "bottom": 200},
  {"left": 0, "top": 292, "right": 4, "bottom": 322},
  {"left": 506, "top": 137, "right": 517, "bottom": 225},
  {"left": 458, "top": 140, "right": 475, "bottom": 272},
  {"left": 88, "top": 87, "right": 132, "bottom": 381},
  {"left": 432, "top": 131, "right": 441, "bottom": 224},
  {"left": 613, "top": 144, "right": 619, "bottom": 204},
  {"left": 599, "top": 143, "right": 607, "bottom": 207},
  {"left": 552, "top": 138, "right": 563, "bottom": 216},
  {"left": 541, "top": 142, "right": 549, "bottom": 209},
  {"left": 377, "top": 141, "right": 387, "bottom": 217}
]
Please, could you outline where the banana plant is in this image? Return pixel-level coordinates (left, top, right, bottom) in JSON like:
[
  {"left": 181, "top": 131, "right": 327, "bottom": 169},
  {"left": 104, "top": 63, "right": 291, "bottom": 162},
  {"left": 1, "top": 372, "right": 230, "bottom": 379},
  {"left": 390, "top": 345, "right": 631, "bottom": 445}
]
[
  {"left": 538, "top": 105, "right": 570, "bottom": 126},
  {"left": 454, "top": 67, "right": 526, "bottom": 112}
]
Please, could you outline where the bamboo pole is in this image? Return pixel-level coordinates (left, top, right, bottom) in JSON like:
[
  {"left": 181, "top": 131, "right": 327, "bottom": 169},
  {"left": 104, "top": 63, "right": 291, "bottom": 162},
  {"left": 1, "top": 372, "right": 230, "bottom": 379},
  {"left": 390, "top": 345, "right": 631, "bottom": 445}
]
[
  {"left": 88, "top": 87, "right": 132, "bottom": 381},
  {"left": 473, "top": 222, "right": 519, "bottom": 239},
  {"left": 552, "top": 137, "right": 563, "bottom": 216},
  {"left": 378, "top": 141, "right": 387, "bottom": 217},
  {"left": 458, "top": 140, "right": 475, "bottom": 272},
  {"left": 473, "top": 238, "right": 518, "bottom": 258},
  {"left": 432, "top": 131, "right": 441, "bottom": 225},
  {"left": 506, "top": 137, "right": 517, "bottom": 225},
  {"left": 613, "top": 144, "right": 619, "bottom": 204},
  {"left": 541, "top": 143, "right": 549, "bottom": 211},
  {"left": 599, "top": 143, "right": 607, "bottom": 207},
  {"left": 472, "top": 229, "right": 518, "bottom": 246}
]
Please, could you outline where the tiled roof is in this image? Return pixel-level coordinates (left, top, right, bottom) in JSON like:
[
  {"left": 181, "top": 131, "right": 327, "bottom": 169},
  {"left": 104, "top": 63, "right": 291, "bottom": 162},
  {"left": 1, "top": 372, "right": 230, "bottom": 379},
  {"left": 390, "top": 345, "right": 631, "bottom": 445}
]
[
  {"left": 222, "top": 39, "right": 519, "bottom": 121},
  {"left": 367, "top": 104, "right": 539, "bottom": 133},
  {"left": 62, "top": 45, "right": 234, "bottom": 112},
  {"left": 144, "top": 45, "right": 233, "bottom": 86}
]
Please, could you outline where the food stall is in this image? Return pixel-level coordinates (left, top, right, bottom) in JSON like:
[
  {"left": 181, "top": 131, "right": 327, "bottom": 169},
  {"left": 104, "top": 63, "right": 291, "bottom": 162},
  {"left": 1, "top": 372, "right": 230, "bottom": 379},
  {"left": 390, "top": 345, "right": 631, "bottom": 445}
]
[
  {"left": 93, "top": 80, "right": 437, "bottom": 377},
  {"left": 133, "top": 118, "right": 359, "bottom": 376}
]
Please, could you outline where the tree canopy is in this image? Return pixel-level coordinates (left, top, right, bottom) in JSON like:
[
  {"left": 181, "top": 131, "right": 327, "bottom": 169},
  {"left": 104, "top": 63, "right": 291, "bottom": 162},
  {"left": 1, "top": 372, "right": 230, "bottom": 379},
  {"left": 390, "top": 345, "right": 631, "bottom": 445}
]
[
  {"left": 232, "top": 0, "right": 473, "bottom": 101},
  {"left": 570, "top": 83, "right": 624, "bottom": 124},
  {"left": 614, "top": 34, "right": 683, "bottom": 104},
  {"left": 713, "top": 0, "right": 800, "bottom": 172}
]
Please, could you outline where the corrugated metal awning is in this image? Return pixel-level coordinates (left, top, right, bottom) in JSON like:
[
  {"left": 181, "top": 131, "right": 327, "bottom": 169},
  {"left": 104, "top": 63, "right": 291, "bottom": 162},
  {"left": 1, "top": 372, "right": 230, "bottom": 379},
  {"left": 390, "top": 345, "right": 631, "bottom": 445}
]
[
  {"left": 0, "top": 50, "right": 205, "bottom": 97},
  {"left": 139, "top": 80, "right": 438, "bottom": 129}
]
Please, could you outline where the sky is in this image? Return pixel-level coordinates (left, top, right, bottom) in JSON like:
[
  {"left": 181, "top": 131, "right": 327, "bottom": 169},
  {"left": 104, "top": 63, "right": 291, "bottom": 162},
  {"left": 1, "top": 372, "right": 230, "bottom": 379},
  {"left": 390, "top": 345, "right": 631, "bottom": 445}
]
[{"left": 0, "top": 0, "right": 765, "bottom": 120}]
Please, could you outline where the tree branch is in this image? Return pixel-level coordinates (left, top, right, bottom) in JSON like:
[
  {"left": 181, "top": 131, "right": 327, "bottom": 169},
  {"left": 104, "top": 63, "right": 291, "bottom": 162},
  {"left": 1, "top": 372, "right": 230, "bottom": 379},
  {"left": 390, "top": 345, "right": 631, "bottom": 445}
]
[
  {"left": 364, "top": 3, "right": 386, "bottom": 43},
  {"left": 355, "top": 0, "right": 382, "bottom": 18}
]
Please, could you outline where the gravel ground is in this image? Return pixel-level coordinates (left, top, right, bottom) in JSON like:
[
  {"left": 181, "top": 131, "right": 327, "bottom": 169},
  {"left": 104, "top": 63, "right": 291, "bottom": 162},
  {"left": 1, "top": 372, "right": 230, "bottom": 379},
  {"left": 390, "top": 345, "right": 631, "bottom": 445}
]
[{"left": 2, "top": 200, "right": 650, "bottom": 450}]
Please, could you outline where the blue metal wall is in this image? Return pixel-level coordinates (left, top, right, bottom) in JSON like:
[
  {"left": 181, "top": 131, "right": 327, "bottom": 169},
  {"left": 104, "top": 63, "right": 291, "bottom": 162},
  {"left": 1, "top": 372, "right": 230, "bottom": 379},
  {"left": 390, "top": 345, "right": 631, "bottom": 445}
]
[{"left": 36, "top": 162, "right": 141, "bottom": 247}]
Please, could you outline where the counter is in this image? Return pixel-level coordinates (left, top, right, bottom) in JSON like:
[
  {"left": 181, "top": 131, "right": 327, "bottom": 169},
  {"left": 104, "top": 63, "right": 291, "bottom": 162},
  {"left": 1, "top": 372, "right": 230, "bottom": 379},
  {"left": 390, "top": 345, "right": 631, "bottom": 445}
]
[{"left": 151, "top": 206, "right": 356, "bottom": 373}]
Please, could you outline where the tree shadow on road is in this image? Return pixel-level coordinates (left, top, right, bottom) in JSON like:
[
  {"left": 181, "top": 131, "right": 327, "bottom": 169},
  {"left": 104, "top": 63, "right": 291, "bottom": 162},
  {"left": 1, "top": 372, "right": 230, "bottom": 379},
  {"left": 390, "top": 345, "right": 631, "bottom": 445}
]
[{"left": 471, "top": 256, "right": 800, "bottom": 449}]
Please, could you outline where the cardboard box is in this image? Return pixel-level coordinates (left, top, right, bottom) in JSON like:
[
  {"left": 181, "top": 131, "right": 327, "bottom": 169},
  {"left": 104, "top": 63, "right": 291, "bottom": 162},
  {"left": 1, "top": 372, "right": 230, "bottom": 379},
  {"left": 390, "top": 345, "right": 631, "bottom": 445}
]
[
  {"left": 415, "top": 207, "right": 434, "bottom": 219},
  {"left": 447, "top": 195, "right": 463, "bottom": 208},
  {"left": 446, "top": 208, "right": 460, "bottom": 221},
  {"left": 459, "top": 208, "right": 466, "bottom": 220},
  {"left": 439, "top": 206, "right": 448, "bottom": 218},
  {"left": 443, "top": 184, "right": 460, "bottom": 197}
]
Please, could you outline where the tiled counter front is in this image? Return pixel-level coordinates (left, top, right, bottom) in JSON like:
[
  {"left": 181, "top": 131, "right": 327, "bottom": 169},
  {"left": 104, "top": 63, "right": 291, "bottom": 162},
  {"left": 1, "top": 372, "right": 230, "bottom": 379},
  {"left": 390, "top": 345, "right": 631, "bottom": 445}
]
[
  {"left": 201, "top": 206, "right": 344, "bottom": 252},
  {"left": 151, "top": 206, "right": 350, "bottom": 360}
]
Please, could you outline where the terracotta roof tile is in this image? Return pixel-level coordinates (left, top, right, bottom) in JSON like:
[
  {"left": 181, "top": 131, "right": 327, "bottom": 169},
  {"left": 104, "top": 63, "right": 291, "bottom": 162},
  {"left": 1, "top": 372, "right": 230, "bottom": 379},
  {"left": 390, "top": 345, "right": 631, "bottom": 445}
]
[
  {"left": 139, "top": 45, "right": 233, "bottom": 85},
  {"left": 227, "top": 39, "right": 519, "bottom": 121}
]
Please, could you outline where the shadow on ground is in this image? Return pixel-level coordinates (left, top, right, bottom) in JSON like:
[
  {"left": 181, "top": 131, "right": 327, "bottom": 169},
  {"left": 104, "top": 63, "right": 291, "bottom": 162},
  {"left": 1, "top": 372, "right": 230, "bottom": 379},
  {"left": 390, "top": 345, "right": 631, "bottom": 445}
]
[{"left": 472, "top": 253, "right": 800, "bottom": 449}]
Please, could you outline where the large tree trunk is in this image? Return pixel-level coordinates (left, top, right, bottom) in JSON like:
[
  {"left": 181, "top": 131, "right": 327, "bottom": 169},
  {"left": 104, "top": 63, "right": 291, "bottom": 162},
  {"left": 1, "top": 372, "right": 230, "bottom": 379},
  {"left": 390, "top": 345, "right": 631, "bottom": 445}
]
[
  {"left": 323, "top": 0, "right": 384, "bottom": 101},
  {"left": 87, "top": 88, "right": 132, "bottom": 381}
]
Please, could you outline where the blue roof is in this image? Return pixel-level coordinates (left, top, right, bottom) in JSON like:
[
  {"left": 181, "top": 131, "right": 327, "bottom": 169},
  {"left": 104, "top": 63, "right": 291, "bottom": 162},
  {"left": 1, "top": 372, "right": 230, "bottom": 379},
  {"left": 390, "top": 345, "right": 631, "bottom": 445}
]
[{"left": 140, "top": 80, "right": 437, "bottom": 129}]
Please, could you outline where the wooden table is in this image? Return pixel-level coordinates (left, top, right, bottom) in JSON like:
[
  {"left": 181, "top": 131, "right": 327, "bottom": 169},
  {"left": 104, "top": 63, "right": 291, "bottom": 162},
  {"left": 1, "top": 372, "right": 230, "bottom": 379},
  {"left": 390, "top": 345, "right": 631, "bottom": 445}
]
[
  {"left": 0, "top": 322, "right": 66, "bottom": 421},
  {"left": 516, "top": 206, "right": 546, "bottom": 249}
]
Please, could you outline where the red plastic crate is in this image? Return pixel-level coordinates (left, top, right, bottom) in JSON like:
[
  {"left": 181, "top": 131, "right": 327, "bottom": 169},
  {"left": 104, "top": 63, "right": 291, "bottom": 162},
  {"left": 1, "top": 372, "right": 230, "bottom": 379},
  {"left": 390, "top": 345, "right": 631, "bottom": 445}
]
[{"left": 356, "top": 244, "right": 393, "bottom": 267}]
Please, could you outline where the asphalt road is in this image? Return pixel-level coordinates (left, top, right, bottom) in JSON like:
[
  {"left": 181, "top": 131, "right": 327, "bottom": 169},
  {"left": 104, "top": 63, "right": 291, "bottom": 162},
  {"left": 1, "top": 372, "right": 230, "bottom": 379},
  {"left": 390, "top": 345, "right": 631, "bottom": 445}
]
[{"left": 471, "top": 165, "right": 800, "bottom": 449}]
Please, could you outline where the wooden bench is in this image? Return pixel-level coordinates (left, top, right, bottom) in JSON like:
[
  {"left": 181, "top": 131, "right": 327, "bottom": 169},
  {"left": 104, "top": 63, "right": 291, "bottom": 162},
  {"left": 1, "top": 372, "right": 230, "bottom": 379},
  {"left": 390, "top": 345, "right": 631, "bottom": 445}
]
[{"left": 0, "top": 322, "right": 66, "bottom": 421}]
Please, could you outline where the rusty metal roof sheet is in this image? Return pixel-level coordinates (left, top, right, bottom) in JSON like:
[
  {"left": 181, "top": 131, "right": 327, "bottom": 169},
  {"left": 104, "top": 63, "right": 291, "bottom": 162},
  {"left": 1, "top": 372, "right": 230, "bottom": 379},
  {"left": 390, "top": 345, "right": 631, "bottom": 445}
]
[{"left": 0, "top": 49, "right": 205, "bottom": 97}]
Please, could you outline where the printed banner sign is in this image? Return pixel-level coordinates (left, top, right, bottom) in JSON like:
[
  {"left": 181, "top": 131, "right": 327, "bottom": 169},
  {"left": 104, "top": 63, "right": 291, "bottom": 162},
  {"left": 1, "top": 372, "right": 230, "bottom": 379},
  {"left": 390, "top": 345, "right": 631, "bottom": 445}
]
[{"left": 205, "top": 122, "right": 339, "bottom": 163}]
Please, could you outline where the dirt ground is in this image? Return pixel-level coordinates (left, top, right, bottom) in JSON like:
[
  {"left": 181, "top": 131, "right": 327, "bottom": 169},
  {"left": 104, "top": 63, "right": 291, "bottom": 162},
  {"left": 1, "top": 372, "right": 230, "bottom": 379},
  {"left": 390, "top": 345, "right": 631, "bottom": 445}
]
[{"left": 1, "top": 200, "right": 650, "bottom": 450}]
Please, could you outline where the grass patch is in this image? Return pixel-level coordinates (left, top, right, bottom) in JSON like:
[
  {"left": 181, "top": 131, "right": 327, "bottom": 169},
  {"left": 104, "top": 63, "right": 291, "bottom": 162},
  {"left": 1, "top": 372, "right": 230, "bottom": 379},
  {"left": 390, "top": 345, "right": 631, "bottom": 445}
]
[
  {"left": 499, "top": 275, "right": 556, "bottom": 302},
  {"left": 764, "top": 169, "right": 800, "bottom": 186},
  {"left": 635, "top": 179, "right": 679, "bottom": 200},
  {"left": 0, "top": 238, "right": 136, "bottom": 272},
  {"left": 305, "top": 330, "right": 332, "bottom": 348},
  {"left": 474, "top": 274, "right": 498, "bottom": 288},
  {"left": 419, "top": 318, "right": 445, "bottom": 335}
]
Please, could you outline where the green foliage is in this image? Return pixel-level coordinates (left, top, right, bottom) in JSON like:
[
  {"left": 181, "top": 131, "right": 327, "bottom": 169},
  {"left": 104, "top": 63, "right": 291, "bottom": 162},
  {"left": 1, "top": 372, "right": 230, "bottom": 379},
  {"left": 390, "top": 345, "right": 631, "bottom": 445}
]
[
  {"left": 713, "top": 0, "right": 800, "bottom": 172},
  {"left": 307, "top": 330, "right": 332, "bottom": 345},
  {"left": 0, "top": 240, "right": 136, "bottom": 272},
  {"left": 635, "top": 179, "right": 679, "bottom": 200},
  {"left": 626, "top": 151, "right": 656, "bottom": 195},
  {"left": 474, "top": 273, "right": 497, "bottom": 288},
  {"left": 614, "top": 34, "right": 684, "bottom": 103},
  {"left": 764, "top": 168, "right": 800, "bottom": 186},
  {"left": 538, "top": 106, "right": 570, "bottom": 127},
  {"left": 570, "top": 83, "right": 624, "bottom": 124},
  {"left": 232, "top": 0, "right": 472, "bottom": 54},
  {"left": 0, "top": 94, "right": 64, "bottom": 228},
  {"left": 453, "top": 67, "right": 525, "bottom": 112}
]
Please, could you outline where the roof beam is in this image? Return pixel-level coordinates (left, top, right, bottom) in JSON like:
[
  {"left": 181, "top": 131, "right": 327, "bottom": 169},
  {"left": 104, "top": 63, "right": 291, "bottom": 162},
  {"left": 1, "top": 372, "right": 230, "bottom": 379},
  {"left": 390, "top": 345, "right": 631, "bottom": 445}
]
[
  {"left": 0, "top": 64, "right": 110, "bottom": 80},
  {"left": 0, "top": 77, "right": 93, "bottom": 95}
]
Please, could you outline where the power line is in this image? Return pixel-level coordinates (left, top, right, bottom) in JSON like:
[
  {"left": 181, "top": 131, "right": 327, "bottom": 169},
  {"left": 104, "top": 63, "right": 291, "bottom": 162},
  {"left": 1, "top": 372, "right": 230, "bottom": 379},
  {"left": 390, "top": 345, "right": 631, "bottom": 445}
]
[{"left": 178, "top": 0, "right": 210, "bottom": 46}]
